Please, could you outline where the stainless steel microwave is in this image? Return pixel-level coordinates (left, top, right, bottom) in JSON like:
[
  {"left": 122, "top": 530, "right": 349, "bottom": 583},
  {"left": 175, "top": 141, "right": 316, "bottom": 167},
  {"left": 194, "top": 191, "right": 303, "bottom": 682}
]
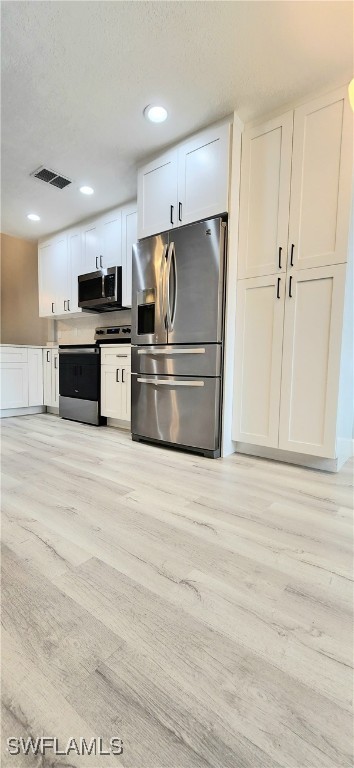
[{"left": 78, "top": 266, "right": 123, "bottom": 311}]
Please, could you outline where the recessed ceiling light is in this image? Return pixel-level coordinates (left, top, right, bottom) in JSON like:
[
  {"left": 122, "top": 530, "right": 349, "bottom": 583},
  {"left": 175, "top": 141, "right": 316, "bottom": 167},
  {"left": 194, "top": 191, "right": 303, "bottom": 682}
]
[
  {"left": 80, "top": 186, "right": 94, "bottom": 195},
  {"left": 27, "top": 213, "right": 40, "bottom": 221},
  {"left": 144, "top": 105, "right": 168, "bottom": 123}
]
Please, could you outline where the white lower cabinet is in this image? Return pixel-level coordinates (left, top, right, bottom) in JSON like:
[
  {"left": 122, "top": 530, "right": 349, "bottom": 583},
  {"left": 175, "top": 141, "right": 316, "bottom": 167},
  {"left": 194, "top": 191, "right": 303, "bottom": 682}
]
[
  {"left": 28, "top": 348, "right": 44, "bottom": 406},
  {"left": 233, "top": 275, "right": 285, "bottom": 447},
  {"left": 43, "top": 348, "right": 59, "bottom": 408},
  {"left": 233, "top": 264, "right": 347, "bottom": 460},
  {"left": 101, "top": 346, "right": 131, "bottom": 422},
  {"left": 278, "top": 265, "right": 346, "bottom": 457},
  {"left": 0, "top": 347, "right": 44, "bottom": 411}
]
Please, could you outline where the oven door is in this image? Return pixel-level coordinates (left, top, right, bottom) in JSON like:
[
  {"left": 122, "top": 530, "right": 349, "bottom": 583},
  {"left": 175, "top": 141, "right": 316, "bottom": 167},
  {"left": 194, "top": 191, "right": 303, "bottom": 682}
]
[
  {"left": 78, "top": 267, "right": 122, "bottom": 309},
  {"left": 59, "top": 349, "right": 100, "bottom": 401}
]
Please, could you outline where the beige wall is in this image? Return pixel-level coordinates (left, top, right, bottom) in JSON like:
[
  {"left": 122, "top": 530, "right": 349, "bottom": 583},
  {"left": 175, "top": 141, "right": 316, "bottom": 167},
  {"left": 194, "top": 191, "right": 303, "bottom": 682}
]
[{"left": 1, "top": 233, "right": 48, "bottom": 345}]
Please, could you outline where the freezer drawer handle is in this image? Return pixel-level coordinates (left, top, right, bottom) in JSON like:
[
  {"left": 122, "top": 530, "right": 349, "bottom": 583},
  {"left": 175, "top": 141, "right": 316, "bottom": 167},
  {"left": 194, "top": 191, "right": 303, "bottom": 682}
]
[
  {"left": 137, "top": 378, "right": 204, "bottom": 387},
  {"left": 137, "top": 348, "right": 206, "bottom": 356}
]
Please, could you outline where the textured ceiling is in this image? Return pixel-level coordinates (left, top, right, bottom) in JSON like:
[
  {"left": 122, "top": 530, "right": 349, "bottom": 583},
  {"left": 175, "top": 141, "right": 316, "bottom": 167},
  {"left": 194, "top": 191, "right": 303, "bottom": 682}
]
[{"left": 1, "top": 1, "right": 352, "bottom": 240}]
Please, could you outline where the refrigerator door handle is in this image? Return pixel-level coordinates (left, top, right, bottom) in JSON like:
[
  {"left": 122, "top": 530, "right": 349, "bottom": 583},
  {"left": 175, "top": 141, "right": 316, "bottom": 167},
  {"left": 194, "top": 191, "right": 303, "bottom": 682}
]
[
  {"left": 166, "top": 242, "right": 177, "bottom": 332},
  {"left": 137, "top": 378, "right": 204, "bottom": 387},
  {"left": 137, "top": 347, "right": 206, "bottom": 356},
  {"left": 160, "top": 243, "right": 168, "bottom": 329}
]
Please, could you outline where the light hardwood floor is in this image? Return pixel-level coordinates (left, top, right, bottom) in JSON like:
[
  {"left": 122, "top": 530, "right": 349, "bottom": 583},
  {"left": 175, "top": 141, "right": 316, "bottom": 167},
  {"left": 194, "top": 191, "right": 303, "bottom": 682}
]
[{"left": 1, "top": 413, "right": 353, "bottom": 767}]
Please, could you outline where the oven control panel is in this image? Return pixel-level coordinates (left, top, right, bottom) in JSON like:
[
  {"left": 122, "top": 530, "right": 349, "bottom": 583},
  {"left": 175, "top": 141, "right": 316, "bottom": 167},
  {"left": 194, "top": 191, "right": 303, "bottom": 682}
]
[{"left": 95, "top": 325, "right": 131, "bottom": 343}]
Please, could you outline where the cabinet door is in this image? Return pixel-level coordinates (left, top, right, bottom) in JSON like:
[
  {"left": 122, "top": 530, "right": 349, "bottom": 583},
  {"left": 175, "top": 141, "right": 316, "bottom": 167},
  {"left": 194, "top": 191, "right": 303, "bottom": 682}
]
[
  {"left": 137, "top": 149, "right": 178, "bottom": 239},
  {"left": 82, "top": 220, "right": 102, "bottom": 272},
  {"left": 288, "top": 88, "right": 352, "bottom": 271},
  {"left": 232, "top": 275, "right": 285, "bottom": 447},
  {"left": 43, "top": 349, "right": 52, "bottom": 406},
  {"left": 67, "top": 230, "right": 83, "bottom": 313},
  {"left": 279, "top": 265, "right": 346, "bottom": 457},
  {"left": 102, "top": 209, "right": 122, "bottom": 268},
  {"left": 101, "top": 365, "right": 122, "bottom": 419},
  {"left": 52, "top": 352, "right": 59, "bottom": 408},
  {"left": 28, "top": 349, "right": 43, "bottom": 406},
  {"left": 238, "top": 113, "right": 293, "bottom": 279},
  {"left": 177, "top": 123, "right": 230, "bottom": 227},
  {"left": 101, "top": 364, "right": 131, "bottom": 421},
  {"left": 120, "top": 365, "right": 131, "bottom": 421},
  {"left": 38, "top": 241, "right": 57, "bottom": 317},
  {"left": 54, "top": 235, "right": 69, "bottom": 315},
  {"left": 0, "top": 362, "right": 29, "bottom": 409},
  {"left": 121, "top": 205, "right": 137, "bottom": 307}
]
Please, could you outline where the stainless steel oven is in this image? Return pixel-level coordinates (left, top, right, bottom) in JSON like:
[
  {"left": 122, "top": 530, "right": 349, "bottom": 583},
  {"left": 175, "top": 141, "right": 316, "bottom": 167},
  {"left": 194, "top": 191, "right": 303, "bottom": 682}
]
[{"left": 78, "top": 266, "right": 123, "bottom": 311}]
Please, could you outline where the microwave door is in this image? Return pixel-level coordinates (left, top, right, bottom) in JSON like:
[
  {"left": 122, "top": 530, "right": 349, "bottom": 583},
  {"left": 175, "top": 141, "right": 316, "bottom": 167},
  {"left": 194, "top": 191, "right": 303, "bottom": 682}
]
[
  {"left": 167, "top": 218, "right": 226, "bottom": 345},
  {"left": 132, "top": 234, "right": 169, "bottom": 346}
]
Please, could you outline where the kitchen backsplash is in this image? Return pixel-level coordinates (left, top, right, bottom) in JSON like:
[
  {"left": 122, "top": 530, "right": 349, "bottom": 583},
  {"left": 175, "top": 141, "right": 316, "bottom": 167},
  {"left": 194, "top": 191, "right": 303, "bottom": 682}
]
[{"left": 56, "top": 310, "right": 132, "bottom": 344}]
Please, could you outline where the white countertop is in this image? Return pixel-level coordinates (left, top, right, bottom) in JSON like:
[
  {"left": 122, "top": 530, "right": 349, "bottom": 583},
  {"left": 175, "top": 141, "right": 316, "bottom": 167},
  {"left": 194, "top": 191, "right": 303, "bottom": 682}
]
[{"left": 0, "top": 343, "right": 48, "bottom": 348}]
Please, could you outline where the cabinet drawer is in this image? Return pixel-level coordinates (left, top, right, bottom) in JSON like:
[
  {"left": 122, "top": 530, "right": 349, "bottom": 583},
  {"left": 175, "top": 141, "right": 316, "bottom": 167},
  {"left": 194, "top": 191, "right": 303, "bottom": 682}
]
[
  {"left": 0, "top": 347, "right": 28, "bottom": 363},
  {"left": 100, "top": 346, "right": 131, "bottom": 367}
]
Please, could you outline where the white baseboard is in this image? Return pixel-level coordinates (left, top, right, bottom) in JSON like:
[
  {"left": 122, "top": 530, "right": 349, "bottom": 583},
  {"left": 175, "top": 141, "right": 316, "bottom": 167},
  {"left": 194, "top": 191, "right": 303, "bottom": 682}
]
[
  {"left": 235, "top": 441, "right": 343, "bottom": 473},
  {"left": 0, "top": 405, "right": 45, "bottom": 418}
]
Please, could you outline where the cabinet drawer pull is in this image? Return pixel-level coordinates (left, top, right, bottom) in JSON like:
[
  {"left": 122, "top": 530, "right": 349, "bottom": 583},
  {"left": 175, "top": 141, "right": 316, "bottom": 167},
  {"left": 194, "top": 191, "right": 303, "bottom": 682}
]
[
  {"left": 115, "top": 354, "right": 128, "bottom": 358},
  {"left": 178, "top": 202, "right": 182, "bottom": 222},
  {"left": 51, "top": 302, "right": 55, "bottom": 313},
  {"left": 290, "top": 243, "right": 295, "bottom": 267},
  {"left": 54, "top": 357, "right": 58, "bottom": 369},
  {"left": 46, "top": 351, "right": 50, "bottom": 362},
  {"left": 289, "top": 275, "right": 293, "bottom": 298},
  {"left": 122, "top": 368, "right": 125, "bottom": 383},
  {"left": 67, "top": 299, "right": 70, "bottom": 311},
  {"left": 95, "top": 256, "right": 99, "bottom": 269},
  {"left": 64, "top": 300, "right": 67, "bottom": 311},
  {"left": 278, "top": 246, "right": 282, "bottom": 269},
  {"left": 170, "top": 204, "right": 174, "bottom": 225},
  {"left": 100, "top": 255, "right": 103, "bottom": 268},
  {"left": 277, "top": 277, "right": 281, "bottom": 299},
  {"left": 116, "top": 369, "right": 120, "bottom": 383}
]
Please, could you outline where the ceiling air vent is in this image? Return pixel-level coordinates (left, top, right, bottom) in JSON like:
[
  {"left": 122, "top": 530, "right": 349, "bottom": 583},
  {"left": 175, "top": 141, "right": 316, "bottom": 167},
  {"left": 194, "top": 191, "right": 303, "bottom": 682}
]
[{"left": 30, "top": 166, "right": 72, "bottom": 189}]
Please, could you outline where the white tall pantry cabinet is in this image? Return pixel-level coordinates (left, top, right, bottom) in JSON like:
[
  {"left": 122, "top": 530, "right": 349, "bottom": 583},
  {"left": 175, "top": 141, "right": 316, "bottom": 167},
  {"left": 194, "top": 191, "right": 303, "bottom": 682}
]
[{"left": 233, "top": 86, "right": 353, "bottom": 470}]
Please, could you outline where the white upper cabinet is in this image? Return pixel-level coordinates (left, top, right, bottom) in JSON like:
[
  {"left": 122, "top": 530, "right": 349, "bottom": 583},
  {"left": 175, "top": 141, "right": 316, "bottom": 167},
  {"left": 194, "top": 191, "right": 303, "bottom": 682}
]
[
  {"left": 177, "top": 123, "right": 230, "bottom": 227},
  {"left": 137, "top": 150, "right": 178, "bottom": 239},
  {"left": 233, "top": 274, "right": 285, "bottom": 448},
  {"left": 38, "top": 203, "right": 137, "bottom": 317},
  {"left": 39, "top": 235, "right": 68, "bottom": 317},
  {"left": 278, "top": 264, "right": 346, "bottom": 457},
  {"left": 82, "top": 219, "right": 103, "bottom": 272},
  {"left": 102, "top": 209, "right": 122, "bottom": 269},
  {"left": 121, "top": 204, "right": 137, "bottom": 307},
  {"left": 67, "top": 229, "right": 83, "bottom": 313},
  {"left": 137, "top": 122, "right": 231, "bottom": 239},
  {"left": 238, "top": 113, "right": 293, "bottom": 279},
  {"left": 288, "top": 88, "right": 352, "bottom": 271}
]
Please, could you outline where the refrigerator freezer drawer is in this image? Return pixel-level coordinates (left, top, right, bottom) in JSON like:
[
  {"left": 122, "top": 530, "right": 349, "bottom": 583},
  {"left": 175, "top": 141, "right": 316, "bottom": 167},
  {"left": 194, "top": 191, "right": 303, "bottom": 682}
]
[
  {"left": 131, "top": 373, "right": 221, "bottom": 453},
  {"left": 131, "top": 343, "right": 222, "bottom": 377}
]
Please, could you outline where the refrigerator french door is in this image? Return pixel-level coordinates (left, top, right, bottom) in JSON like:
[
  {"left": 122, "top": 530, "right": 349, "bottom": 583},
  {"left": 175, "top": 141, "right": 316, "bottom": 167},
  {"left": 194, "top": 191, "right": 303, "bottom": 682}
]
[{"left": 131, "top": 216, "right": 227, "bottom": 458}]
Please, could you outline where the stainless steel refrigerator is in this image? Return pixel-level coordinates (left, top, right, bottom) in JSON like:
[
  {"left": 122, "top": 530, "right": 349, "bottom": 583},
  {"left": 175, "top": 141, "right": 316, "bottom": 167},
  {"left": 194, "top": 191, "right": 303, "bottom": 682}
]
[{"left": 131, "top": 216, "right": 227, "bottom": 458}]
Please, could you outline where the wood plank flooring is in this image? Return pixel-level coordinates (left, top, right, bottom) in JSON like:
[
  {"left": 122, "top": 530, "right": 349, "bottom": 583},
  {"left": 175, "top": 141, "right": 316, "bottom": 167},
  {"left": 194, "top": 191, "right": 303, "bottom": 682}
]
[{"left": 1, "top": 414, "right": 353, "bottom": 767}]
